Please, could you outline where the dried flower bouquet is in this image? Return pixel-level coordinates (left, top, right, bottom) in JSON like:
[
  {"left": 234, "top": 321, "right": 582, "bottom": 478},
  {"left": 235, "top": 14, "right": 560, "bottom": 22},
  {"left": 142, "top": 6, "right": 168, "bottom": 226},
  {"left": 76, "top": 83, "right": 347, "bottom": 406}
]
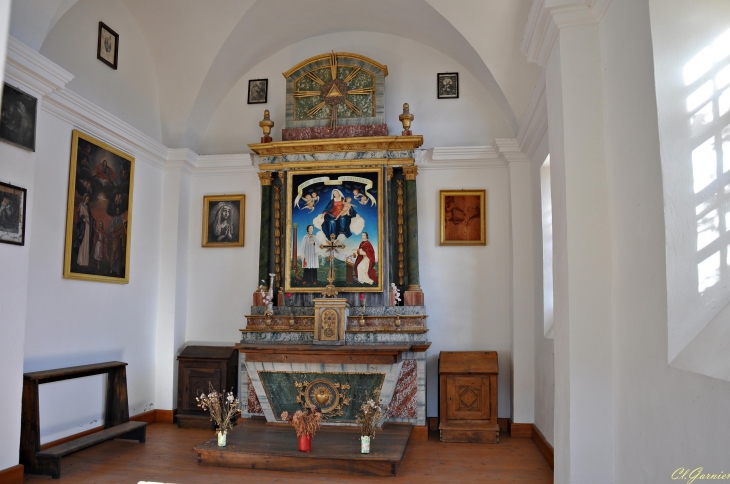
[
  {"left": 356, "top": 396, "right": 391, "bottom": 438},
  {"left": 196, "top": 382, "right": 241, "bottom": 433},
  {"left": 281, "top": 406, "right": 323, "bottom": 437}
]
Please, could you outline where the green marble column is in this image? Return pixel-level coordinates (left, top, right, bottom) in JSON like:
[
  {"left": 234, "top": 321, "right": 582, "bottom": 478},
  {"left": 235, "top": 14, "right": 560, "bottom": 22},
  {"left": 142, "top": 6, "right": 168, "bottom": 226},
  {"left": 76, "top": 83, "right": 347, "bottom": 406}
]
[
  {"left": 258, "top": 172, "right": 273, "bottom": 284},
  {"left": 403, "top": 166, "right": 420, "bottom": 289}
]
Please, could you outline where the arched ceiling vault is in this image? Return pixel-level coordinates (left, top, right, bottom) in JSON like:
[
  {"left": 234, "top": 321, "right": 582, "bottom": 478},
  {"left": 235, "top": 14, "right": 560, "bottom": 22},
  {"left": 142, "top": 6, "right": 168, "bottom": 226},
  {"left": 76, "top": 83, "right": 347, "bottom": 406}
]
[{"left": 12, "top": 0, "right": 540, "bottom": 151}]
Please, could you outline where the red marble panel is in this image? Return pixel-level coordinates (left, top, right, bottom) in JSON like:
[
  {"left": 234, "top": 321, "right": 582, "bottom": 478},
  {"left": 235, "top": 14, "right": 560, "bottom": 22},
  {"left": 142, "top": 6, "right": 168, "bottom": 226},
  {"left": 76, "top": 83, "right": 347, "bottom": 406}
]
[
  {"left": 282, "top": 124, "right": 389, "bottom": 141},
  {"left": 247, "top": 375, "right": 263, "bottom": 414},
  {"left": 389, "top": 359, "right": 417, "bottom": 419}
]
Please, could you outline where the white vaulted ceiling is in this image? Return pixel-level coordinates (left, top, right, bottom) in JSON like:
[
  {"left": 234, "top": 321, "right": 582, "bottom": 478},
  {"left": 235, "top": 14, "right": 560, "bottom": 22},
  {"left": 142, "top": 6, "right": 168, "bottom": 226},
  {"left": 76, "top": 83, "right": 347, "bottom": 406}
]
[{"left": 8, "top": 0, "right": 540, "bottom": 151}]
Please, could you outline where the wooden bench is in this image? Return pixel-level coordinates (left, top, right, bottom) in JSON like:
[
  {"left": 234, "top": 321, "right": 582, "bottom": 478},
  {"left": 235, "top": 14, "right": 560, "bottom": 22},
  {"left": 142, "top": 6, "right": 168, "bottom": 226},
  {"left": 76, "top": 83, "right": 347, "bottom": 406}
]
[{"left": 19, "top": 361, "right": 147, "bottom": 479}]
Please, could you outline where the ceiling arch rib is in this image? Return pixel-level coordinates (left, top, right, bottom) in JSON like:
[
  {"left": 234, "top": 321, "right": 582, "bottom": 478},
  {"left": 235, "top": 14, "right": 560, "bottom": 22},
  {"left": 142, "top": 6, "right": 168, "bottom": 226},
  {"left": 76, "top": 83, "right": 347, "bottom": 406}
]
[{"left": 180, "top": 0, "right": 518, "bottom": 151}]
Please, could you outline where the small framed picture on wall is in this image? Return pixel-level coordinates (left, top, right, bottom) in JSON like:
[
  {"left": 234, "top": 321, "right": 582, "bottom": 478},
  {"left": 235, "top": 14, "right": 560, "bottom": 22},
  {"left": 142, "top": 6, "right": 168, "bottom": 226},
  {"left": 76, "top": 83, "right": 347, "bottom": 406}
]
[
  {"left": 0, "top": 181, "right": 27, "bottom": 246},
  {"left": 248, "top": 79, "right": 268, "bottom": 104},
  {"left": 97, "top": 21, "right": 119, "bottom": 69},
  {"left": 440, "top": 189, "right": 487, "bottom": 246},
  {"left": 0, "top": 83, "right": 37, "bottom": 151},
  {"left": 437, "top": 72, "right": 459, "bottom": 99},
  {"left": 202, "top": 194, "right": 245, "bottom": 247}
]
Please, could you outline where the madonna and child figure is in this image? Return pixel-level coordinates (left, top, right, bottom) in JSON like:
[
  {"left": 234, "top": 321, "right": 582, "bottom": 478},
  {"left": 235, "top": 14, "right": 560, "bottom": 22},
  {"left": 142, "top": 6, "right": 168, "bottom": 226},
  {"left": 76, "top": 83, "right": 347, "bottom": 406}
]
[{"left": 290, "top": 172, "right": 380, "bottom": 290}]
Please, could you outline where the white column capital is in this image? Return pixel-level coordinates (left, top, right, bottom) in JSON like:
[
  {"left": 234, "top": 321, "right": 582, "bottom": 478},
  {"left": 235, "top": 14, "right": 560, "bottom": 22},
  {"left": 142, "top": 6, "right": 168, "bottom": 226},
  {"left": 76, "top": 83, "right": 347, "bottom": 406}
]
[
  {"left": 4, "top": 36, "right": 74, "bottom": 97},
  {"left": 494, "top": 139, "right": 530, "bottom": 165},
  {"left": 521, "top": 0, "right": 612, "bottom": 66}
]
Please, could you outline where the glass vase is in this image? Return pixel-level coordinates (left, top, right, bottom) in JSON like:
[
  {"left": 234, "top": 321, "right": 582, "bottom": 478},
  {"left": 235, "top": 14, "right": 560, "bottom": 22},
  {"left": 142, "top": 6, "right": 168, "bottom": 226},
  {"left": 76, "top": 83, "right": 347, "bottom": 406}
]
[
  {"left": 298, "top": 433, "right": 312, "bottom": 452},
  {"left": 361, "top": 435, "right": 371, "bottom": 454},
  {"left": 217, "top": 430, "right": 227, "bottom": 447}
]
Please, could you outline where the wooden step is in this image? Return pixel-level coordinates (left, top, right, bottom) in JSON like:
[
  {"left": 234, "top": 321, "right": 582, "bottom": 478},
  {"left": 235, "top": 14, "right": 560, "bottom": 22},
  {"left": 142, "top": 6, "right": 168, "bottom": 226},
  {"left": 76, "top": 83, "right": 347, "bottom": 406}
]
[
  {"left": 37, "top": 421, "right": 147, "bottom": 458},
  {"left": 35, "top": 421, "right": 146, "bottom": 479}
]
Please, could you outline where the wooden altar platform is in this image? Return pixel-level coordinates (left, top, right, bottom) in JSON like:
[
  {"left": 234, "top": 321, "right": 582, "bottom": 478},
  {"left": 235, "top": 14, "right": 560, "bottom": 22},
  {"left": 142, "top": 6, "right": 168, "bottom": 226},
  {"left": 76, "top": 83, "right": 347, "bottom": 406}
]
[{"left": 194, "top": 418, "right": 412, "bottom": 477}]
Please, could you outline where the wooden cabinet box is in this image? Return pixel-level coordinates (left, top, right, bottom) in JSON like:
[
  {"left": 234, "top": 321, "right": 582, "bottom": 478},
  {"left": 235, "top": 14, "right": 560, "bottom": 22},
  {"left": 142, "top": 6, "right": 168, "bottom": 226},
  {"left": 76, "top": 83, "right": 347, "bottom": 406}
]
[
  {"left": 439, "top": 351, "right": 499, "bottom": 443},
  {"left": 176, "top": 346, "right": 238, "bottom": 429}
]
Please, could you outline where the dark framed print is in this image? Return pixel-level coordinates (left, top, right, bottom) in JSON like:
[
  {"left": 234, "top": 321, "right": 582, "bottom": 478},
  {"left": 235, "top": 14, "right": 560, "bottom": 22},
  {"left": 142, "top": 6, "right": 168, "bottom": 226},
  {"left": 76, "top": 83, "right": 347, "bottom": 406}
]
[
  {"left": 247, "top": 79, "right": 268, "bottom": 104},
  {"left": 202, "top": 194, "right": 245, "bottom": 247},
  {"left": 0, "top": 83, "right": 37, "bottom": 151},
  {"left": 285, "top": 168, "right": 384, "bottom": 293},
  {"left": 97, "top": 21, "right": 119, "bottom": 69},
  {"left": 440, "top": 190, "right": 487, "bottom": 246},
  {"left": 437, "top": 72, "right": 459, "bottom": 99},
  {"left": 0, "top": 181, "right": 27, "bottom": 246},
  {"left": 64, "top": 130, "right": 135, "bottom": 283}
]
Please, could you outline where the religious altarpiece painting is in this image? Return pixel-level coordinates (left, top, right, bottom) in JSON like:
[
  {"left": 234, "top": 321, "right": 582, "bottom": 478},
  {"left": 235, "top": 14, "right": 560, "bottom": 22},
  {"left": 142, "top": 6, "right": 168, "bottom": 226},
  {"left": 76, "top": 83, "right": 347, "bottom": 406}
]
[
  {"left": 440, "top": 189, "right": 487, "bottom": 246},
  {"left": 285, "top": 168, "right": 383, "bottom": 293},
  {"left": 220, "top": 53, "right": 431, "bottom": 458},
  {"left": 64, "top": 130, "right": 134, "bottom": 283}
]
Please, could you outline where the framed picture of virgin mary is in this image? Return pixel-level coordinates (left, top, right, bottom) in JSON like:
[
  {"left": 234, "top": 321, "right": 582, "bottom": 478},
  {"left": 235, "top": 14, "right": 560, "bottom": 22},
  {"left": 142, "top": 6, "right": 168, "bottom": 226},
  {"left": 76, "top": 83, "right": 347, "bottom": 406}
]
[
  {"left": 285, "top": 168, "right": 383, "bottom": 293},
  {"left": 63, "top": 130, "right": 135, "bottom": 283}
]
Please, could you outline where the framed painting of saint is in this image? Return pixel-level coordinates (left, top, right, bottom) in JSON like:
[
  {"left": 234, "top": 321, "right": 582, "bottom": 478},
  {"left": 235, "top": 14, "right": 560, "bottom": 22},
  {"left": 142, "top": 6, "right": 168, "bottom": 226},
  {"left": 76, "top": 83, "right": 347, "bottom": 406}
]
[
  {"left": 0, "top": 181, "right": 27, "bottom": 245},
  {"left": 285, "top": 168, "right": 383, "bottom": 293},
  {"left": 202, "top": 194, "right": 245, "bottom": 247},
  {"left": 63, "top": 130, "right": 135, "bottom": 283},
  {"left": 440, "top": 190, "right": 487, "bottom": 246}
]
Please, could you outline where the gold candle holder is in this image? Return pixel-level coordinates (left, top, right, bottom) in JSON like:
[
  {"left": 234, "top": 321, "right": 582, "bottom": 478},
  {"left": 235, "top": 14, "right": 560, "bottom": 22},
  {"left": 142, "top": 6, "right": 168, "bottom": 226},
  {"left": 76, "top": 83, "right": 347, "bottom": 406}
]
[
  {"left": 259, "top": 109, "right": 274, "bottom": 143},
  {"left": 398, "top": 103, "right": 414, "bottom": 136}
]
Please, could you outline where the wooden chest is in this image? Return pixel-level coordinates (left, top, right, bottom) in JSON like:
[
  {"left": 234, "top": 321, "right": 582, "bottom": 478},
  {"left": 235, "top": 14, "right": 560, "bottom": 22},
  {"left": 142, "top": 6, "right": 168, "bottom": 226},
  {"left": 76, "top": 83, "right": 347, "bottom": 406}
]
[
  {"left": 439, "top": 351, "right": 499, "bottom": 443},
  {"left": 176, "top": 345, "right": 238, "bottom": 429}
]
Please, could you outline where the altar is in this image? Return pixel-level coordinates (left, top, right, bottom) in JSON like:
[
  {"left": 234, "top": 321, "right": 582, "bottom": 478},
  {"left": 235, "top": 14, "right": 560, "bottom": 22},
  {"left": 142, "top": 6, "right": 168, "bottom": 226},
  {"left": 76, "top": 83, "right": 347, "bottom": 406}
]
[{"left": 235, "top": 52, "right": 430, "bottom": 440}]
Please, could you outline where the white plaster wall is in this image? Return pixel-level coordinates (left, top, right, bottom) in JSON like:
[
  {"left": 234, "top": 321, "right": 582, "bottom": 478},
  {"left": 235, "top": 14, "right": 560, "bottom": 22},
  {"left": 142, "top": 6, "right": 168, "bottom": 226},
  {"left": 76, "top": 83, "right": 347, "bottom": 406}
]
[
  {"left": 602, "top": 0, "right": 730, "bottom": 480},
  {"left": 530, "top": 132, "right": 554, "bottom": 446},
  {"left": 418, "top": 159, "right": 512, "bottom": 417},
  {"left": 650, "top": 0, "right": 730, "bottom": 371},
  {"left": 22, "top": 111, "right": 163, "bottom": 444},
  {"left": 184, "top": 170, "right": 261, "bottom": 343},
  {"left": 39, "top": 0, "right": 162, "bottom": 142},
  {"left": 197, "top": 31, "right": 514, "bottom": 155}
]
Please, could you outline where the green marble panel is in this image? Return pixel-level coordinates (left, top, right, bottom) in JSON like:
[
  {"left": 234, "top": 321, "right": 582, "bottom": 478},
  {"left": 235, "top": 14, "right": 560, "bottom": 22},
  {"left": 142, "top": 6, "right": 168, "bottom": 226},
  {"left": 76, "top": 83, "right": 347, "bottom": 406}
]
[{"left": 259, "top": 371, "right": 385, "bottom": 422}]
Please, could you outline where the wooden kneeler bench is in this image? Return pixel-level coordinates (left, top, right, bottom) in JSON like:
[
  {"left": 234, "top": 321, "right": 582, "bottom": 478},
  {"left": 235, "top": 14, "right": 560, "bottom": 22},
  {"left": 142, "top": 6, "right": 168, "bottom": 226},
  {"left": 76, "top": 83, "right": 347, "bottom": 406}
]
[{"left": 19, "top": 361, "right": 147, "bottom": 479}]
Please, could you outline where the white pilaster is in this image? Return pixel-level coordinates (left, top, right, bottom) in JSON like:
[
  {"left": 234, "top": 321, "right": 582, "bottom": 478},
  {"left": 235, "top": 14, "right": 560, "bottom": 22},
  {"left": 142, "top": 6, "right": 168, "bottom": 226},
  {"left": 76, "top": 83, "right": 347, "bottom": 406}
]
[
  {"left": 497, "top": 139, "right": 536, "bottom": 426},
  {"left": 524, "top": 1, "right": 614, "bottom": 482},
  {"left": 154, "top": 149, "right": 196, "bottom": 410}
]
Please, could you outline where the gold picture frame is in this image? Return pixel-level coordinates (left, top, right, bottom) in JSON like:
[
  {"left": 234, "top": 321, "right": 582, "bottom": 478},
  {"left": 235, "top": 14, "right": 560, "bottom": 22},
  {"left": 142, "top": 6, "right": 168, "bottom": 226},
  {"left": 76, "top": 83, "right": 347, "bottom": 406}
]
[
  {"left": 439, "top": 190, "right": 487, "bottom": 246},
  {"left": 202, "top": 194, "right": 245, "bottom": 247},
  {"left": 285, "top": 167, "right": 384, "bottom": 293},
  {"left": 64, "top": 130, "right": 135, "bottom": 283}
]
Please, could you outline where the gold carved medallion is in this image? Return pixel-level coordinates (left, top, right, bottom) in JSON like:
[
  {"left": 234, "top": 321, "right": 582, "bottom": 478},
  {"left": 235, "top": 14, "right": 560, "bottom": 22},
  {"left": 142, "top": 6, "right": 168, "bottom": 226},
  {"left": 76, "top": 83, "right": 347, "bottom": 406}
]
[{"left": 295, "top": 379, "right": 351, "bottom": 416}]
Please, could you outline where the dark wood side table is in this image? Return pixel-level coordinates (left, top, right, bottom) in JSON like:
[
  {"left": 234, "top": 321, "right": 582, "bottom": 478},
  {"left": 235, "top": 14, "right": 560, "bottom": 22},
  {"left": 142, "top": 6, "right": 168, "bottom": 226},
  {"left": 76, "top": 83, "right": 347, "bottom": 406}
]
[
  {"left": 439, "top": 351, "right": 499, "bottom": 443},
  {"left": 176, "top": 346, "right": 238, "bottom": 429}
]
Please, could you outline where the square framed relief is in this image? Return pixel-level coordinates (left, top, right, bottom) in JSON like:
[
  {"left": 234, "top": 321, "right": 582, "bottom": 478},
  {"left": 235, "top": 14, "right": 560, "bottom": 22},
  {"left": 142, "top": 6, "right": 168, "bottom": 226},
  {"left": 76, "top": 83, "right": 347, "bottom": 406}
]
[
  {"left": 437, "top": 72, "right": 459, "bottom": 99},
  {"left": 440, "top": 190, "right": 487, "bottom": 246}
]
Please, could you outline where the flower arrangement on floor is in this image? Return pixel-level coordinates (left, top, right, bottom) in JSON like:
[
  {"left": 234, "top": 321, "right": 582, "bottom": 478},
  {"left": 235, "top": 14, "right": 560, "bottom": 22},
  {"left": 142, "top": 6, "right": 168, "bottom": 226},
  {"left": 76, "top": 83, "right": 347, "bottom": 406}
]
[
  {"left": 196, "top": 382, "right": 241, "bottom": 447},
  {"left": 356, "top": 395, "right": 391, "bottom": 453},
  {"left": 281, "top": 406, "right": 323, "bottom": 452}
]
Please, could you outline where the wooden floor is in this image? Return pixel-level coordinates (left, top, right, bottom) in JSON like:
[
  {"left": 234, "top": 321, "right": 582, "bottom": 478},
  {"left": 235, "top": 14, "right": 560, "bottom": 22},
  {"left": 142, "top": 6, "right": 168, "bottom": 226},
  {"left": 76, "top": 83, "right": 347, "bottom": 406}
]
[{"left": 24, "top": 423, "right": 553, "bottom": 483}]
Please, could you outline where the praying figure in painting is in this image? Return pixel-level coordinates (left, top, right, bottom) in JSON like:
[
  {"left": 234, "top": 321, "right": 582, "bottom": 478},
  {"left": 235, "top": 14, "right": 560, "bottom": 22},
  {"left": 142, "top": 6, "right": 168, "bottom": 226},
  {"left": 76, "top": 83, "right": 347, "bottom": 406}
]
[
  {"left": 212, "top": 202, "right": 234, "bottom": 241},
  {"left": 300, "top": 224, "right": 319, "bottom": 284},
  {"left": 322, "top": 189, "right": 357, "bottom": 240},
  {"left": 75, "top": 194, "right": 92, "bottom": 267},
  {"left": 355, "top": 232, "right": 377, "bottom": 285}
]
